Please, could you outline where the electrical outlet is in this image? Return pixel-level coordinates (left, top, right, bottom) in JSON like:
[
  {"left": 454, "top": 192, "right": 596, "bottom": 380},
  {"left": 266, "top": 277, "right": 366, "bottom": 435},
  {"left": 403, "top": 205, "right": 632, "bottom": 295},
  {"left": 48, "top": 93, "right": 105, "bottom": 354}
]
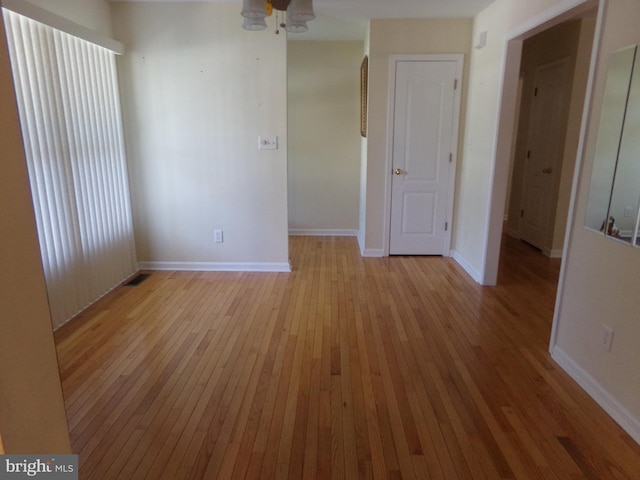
[
  {"left": 601, "top": 325, "right": 614, "bottom": 352},
  {"left": 214, "top": 229, "right": 223, "bottom": 243},
  {"left": 624, "top": 206, "right": 633, "bottom": 217}
]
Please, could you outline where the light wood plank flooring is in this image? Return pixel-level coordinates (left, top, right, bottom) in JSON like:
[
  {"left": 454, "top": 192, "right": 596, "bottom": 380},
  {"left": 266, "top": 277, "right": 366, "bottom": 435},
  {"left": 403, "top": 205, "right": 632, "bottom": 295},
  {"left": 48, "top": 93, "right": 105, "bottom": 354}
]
[{"left": 55, "top": 236, "right": 640, "bottom": 479}]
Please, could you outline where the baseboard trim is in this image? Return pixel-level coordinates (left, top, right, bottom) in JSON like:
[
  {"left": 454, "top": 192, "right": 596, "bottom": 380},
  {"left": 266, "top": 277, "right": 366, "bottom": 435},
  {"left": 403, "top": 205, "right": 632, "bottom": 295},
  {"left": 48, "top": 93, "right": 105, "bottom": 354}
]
[
  {"left": 506, "top": 228, "right": 520, "bottom": 239},
  {"left": 548, "top": 249, "right": 563, "bottom": 259},
  {"left": 450, "top": 250, "right": 482, "bottom": 284},
  {"left": 358, "top": 232, "right": 365, "bottom": 254},
  {"left": 138, "top": 261, "right": 292, "bottom": 273},
  {"left": 362, "top": 249, "right": 384, "bottom": 258},
  {"left": 551, "top": 345, "right": 640, "bottom": 445},
  {"left": 354, "top": 230, "right": 385, "bottom": 257},
  {"left": 289, "top": 229, "right": 358, "bottom": 237}
]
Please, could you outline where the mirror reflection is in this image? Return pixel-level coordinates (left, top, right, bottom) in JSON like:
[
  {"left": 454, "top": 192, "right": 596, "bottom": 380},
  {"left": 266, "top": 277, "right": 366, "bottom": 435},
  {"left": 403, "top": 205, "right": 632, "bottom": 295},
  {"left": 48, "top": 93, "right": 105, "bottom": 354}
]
[{"left": 585, "top": 44, "right": 640, "bottom": 246}]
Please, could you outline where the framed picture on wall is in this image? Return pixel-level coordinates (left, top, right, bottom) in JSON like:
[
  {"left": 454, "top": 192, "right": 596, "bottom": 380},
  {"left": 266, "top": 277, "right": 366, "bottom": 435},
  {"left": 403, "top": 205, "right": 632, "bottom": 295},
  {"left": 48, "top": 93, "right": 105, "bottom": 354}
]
[{"left": 361, "top": 55, "right": 368, "bottom": 138}]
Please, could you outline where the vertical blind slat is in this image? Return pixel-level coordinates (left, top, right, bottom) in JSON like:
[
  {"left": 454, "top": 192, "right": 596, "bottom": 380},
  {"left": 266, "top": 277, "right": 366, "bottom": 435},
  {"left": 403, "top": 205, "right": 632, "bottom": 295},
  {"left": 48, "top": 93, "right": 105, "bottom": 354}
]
[{"left": 3, "top": 9, "right": 137, "bottom": 328}]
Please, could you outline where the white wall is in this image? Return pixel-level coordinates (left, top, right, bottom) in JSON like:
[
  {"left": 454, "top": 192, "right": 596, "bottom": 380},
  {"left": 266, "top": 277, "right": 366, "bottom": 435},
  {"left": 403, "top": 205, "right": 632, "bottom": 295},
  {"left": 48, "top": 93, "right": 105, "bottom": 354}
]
[
  {"left": 362, "top": 18, "right": 473, "bottom": 256},
  {"left": 18, "top": 0, "right": 113, "bottom": 36},
  {"left": 287, "top": 41, "right": 362, "bottom": 234},
  {"left": 552, "top": 0, "right": 640, "bottom": 441},
  {"left": 454, "top": 1, "right": 512, "bottom": 282},
  {"left": 0, "top": 13, "right": 71, "bottom": 454},
  {"left": 112, "top": 2, "right": 289, "bottom": 270}
]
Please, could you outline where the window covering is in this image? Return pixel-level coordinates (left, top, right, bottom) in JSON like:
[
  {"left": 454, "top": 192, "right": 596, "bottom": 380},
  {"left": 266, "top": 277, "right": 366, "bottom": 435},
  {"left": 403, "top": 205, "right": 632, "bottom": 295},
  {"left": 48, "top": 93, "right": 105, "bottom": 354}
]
[{"left": 3, "top": 9, "right": 137, "bottom": 328}]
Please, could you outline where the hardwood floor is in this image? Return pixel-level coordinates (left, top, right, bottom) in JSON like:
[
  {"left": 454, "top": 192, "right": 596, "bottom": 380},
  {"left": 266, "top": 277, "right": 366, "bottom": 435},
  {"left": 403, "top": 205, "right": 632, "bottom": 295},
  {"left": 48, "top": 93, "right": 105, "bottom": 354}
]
[{"left": 54, "top": 236, "right": 640, "bottom": 479}]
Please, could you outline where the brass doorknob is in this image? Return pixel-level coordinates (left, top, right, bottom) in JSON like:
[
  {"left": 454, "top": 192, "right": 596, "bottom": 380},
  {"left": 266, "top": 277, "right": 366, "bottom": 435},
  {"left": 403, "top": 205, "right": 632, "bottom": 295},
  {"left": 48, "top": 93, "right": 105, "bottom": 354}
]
[
  {"left": 394, "top": 168, "right": 404, "bottom": 175},
  {"left": 542, "top": 168, "right": 553, "bottom": 174}
]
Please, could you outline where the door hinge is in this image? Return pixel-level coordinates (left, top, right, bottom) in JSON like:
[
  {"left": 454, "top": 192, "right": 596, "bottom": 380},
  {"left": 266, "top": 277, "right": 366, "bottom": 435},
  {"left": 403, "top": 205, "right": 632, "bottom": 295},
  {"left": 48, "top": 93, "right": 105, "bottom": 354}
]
[
  {"left": 454, "top": 79, "right": 458, "bottom": 90},
  {"left": 521, "top": 210, "right": 524, "bottom": 218},
  {"left": 527, "top": 150, "right": 531, "bottom": 159},
  {"left": 534, "top": 86, "right": 538, "bottom": 96},
  {"left": 445, "top": 222, "right": 449, "bottom": 231},
  {"left": 449, "top": 153, "right": 453, "bottom": 163}
]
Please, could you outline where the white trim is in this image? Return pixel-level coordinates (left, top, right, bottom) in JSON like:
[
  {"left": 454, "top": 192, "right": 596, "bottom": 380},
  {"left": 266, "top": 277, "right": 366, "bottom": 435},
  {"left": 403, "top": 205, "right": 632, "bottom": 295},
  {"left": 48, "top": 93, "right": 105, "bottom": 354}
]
[
  {"left": 358, "top": 230, "right": 365, "bottom": 254},
  {"left": 507, "top": 0, "right": 598, "bottom": 40},
  {"left": 138, "top": 261, "right": 292, "bottom": 273},
  {"left": 451, "top": 250, "right": 482, "bottom": 283},
  {"left": 550, "top": 0, "right": 606, "bottom": 351},
  {"left": 546, "top": 249, "right": 563, "bottom": 259},
  {"left": 480, "top": 40, "right": 523, "bottom": 285},
  {"left": 361, "top": 249, "right": 384, "bottom": 258},
  {"left": 551, "top": 345, "right": 640, "bottom": 445},
  {"left": 385, "top": 54, "right": 463, "bottom": 257},
  {"left": 289, "top": 229, "right": 358, "bottom": 237},
  {"left": 383, "top": 56, "right": 396, "bottom": 256},
  {"left": 1, "top": 0, "right": 124, "bottom": 54}
]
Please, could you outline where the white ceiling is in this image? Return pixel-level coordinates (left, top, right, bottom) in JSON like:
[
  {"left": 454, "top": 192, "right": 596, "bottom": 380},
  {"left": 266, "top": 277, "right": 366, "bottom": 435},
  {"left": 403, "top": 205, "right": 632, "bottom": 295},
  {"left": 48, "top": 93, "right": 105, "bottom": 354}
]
[{"left": 109, "top": 0, "right": 497, "bottom": 41}]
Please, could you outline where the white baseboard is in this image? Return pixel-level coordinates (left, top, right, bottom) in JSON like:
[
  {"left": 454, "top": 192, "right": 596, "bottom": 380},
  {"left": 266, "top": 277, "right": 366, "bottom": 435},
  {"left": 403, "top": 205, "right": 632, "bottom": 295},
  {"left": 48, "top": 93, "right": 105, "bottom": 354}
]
[
  {"left": 138, "top": 261, "right": 292, "bottom": 273},
  {"left": 551, "top": 345, "right": 640, "bottom": 445},
  {"left": 547, "top": 249, "right": 563, "bottom": 259},
  {"left": 506, "top": 228, "right": 520, "bottom": 239},
  {"left": 358, "top": 231, "right": 365, "bottom": 254},
  {"left": 542, "top": 247, "right": 563, "bottom": 258},
  {"left": 355, "top": 231, "right": 385, "bottom": 257},
  {"left": 288, "top": 229, "right": 358, "bottom": 237},
  {"left": 450, "top": 250, "right": 482, "bottom": 284}
]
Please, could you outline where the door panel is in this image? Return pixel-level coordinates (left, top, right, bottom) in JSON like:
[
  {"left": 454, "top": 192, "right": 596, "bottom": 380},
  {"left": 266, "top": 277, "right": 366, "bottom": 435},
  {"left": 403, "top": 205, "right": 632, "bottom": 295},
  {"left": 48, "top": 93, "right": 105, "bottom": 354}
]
[
  {"left": 521, "top": 58, "right": 570, "bottom": 250},
  {"left": 401, "top": 192, "right": 436, "bottom": 235},
  {"left": 389, "top": 59, "right": 458, "bottom": 255}
]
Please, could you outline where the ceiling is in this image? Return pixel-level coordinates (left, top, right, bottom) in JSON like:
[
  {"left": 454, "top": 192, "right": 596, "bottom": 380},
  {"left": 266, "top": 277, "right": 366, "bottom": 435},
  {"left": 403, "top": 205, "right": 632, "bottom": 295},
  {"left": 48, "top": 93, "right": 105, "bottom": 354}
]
[{"left": 109, "top": 0, "right": 497, "bottom": 40}]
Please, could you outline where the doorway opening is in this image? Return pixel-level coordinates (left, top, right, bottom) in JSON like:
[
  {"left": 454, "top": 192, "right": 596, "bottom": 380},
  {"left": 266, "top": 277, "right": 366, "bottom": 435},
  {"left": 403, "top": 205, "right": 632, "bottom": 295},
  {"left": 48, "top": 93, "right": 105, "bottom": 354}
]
[
  {"left": 484, "top": 0, "right": 600, "bottom": 286},
  {"left": 504, "top": 16, "right": 597, "bottom": 260}
]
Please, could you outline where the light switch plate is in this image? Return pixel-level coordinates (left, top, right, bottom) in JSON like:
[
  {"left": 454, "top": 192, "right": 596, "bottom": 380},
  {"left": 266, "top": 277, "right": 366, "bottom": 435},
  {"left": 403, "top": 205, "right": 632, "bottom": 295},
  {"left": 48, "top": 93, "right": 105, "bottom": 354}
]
[{"left": 258, "top": 136, "right": 278, "bottom": 150}]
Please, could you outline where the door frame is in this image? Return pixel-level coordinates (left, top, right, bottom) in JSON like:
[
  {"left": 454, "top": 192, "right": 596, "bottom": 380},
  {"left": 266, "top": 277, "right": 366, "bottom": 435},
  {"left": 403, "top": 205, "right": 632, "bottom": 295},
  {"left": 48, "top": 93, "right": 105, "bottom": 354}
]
[{"left": 384, "top": 54, "right": 464, "bottom": 256}]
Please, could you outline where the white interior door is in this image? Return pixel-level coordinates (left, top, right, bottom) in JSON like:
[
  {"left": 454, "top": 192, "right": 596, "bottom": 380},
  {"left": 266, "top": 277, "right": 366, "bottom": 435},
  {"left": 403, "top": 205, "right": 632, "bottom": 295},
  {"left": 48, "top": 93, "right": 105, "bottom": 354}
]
[
  {"left": 520, "top": 58, "right": 570, "bottom": 250},
  {"left": 389, "top": 58, "right": 460, "bottom": 255}
]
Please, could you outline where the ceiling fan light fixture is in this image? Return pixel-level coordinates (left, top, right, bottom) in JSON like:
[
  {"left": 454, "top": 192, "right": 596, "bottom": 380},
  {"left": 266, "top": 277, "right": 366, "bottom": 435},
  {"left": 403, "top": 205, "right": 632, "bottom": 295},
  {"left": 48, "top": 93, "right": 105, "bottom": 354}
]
[
  {"left": 285, "top": 19, "right": 308, "bottom": 33},
  {"left": 242, "top": 0, "right": 314, "bottom": 34},
  {"left": 243, "top": 16, "right": 268, "bottom": 31},
  {"left": 288, "top": 0, "right": 315, "bottom": 22},
  {"left": 241, "top": 0, "right": 268, "bottom": 19}
]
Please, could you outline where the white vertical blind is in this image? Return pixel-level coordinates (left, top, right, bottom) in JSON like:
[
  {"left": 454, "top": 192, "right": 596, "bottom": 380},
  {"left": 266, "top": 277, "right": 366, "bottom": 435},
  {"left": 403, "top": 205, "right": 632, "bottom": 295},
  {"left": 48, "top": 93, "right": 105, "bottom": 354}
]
[{"left": 3, "top": 9, "right": 137, "bottom": 328}]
